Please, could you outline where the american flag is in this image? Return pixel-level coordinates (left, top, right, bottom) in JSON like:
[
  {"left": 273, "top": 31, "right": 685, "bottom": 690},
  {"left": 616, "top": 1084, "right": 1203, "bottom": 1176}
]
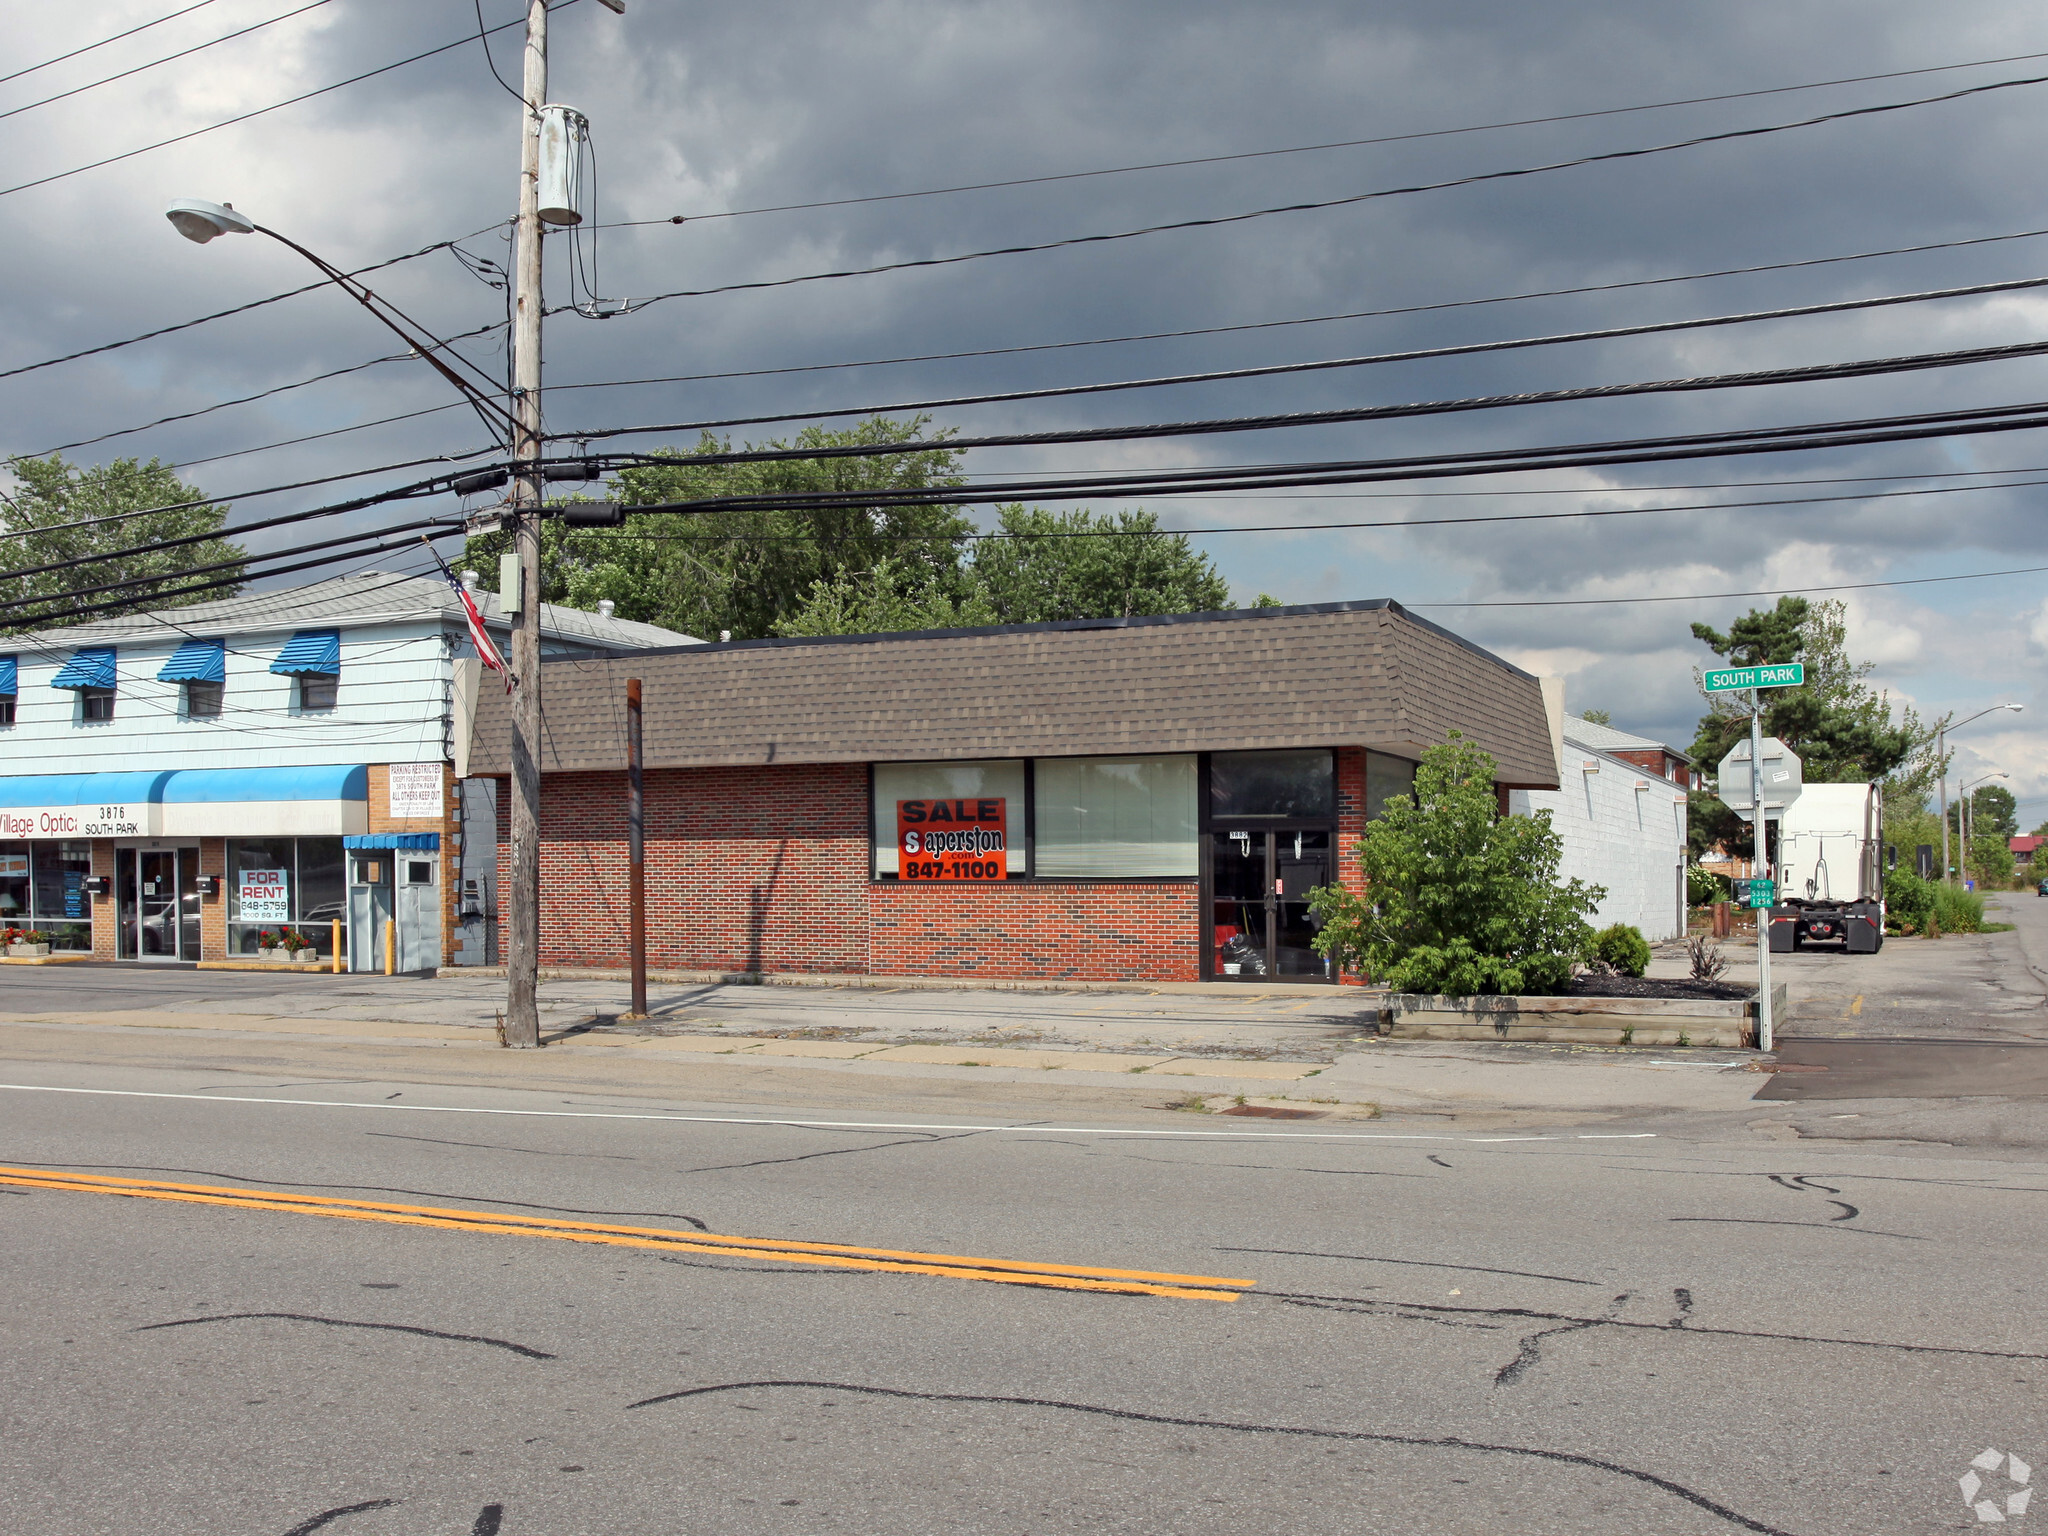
[{"left": 429, "top": 545, "right": 513, "bottom": 690}]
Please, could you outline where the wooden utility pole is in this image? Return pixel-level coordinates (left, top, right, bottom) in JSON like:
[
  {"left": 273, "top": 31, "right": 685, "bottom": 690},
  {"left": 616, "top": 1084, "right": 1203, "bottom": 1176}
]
[
  {"left": 626, "top": 676, "right": 647, "bottom": 1017},
  {"left": 502, "top": 0, "right": 550, "bottom": 1048}
]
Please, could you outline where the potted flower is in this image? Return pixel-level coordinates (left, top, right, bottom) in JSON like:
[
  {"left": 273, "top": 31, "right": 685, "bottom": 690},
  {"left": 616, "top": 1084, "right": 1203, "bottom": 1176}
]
[
  {"left": 6, "top": 928, "right": 52, "bottom": 959},
  {"left": 256, "top": 927, "right": 280, "bottom": 960},
  {"left": 279, "top": 928, "right": 320, "bottom": 965}
]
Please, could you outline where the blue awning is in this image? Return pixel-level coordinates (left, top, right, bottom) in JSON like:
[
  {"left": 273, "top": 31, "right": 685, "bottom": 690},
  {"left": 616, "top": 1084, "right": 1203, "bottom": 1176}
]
[
  {"left": 271, "top": 630, "right": 340, "bottom": 676},
  {"left": 0, "top": 771, "right": 173, "bottom": 809},
  {"left": 344, "top": 833, "right": 441, "bottom": 851},
  {"left": 161, "top": 765, "right": 369, "bottom": 803},
  {"left": 158, "top": 638, "right": 226, "bottom": 685},
  {"left": 49, "top": 646, "right": 116, "bottom": 690},
  {"left": 0, "top": 655, "right": 15, "bottom": 695}
]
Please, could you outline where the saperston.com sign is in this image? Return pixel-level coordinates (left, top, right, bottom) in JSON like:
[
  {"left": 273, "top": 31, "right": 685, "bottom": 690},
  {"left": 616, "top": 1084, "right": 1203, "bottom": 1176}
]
[{"left": 896, "top": 798, "right": 1007, "bottom": 881}]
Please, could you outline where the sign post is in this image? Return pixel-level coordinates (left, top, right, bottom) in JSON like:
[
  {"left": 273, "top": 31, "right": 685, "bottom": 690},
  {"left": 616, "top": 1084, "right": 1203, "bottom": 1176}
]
[{"left": 1704, "top": 663, "right": 1805, "bottom": 1052}]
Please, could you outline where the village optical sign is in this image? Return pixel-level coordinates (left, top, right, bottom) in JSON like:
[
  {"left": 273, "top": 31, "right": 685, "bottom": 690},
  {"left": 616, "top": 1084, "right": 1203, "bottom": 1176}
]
[
  {"left": 0, "top": 800, "right": 158, "bottom": 838},
  {"left": 896, "top": 798, "right": 1009, "bottom": 881}
]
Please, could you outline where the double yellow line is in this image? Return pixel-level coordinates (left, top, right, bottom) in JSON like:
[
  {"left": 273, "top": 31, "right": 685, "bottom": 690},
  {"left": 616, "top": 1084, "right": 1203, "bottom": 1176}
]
[{"left": 0, "top": 1165, "right": 1254, "bottom": 1301}]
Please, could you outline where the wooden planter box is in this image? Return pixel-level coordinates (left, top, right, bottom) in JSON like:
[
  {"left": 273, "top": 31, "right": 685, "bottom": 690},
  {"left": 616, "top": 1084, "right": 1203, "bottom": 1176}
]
[{"left": 1377, "top": 983, "right": 1784, "bottom": 1048}]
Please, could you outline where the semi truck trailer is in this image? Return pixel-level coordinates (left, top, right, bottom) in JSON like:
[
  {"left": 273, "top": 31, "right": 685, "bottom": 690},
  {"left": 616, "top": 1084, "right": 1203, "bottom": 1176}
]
[{"left": 1767, "top": 781, "right": 1885, "bottom": 954}]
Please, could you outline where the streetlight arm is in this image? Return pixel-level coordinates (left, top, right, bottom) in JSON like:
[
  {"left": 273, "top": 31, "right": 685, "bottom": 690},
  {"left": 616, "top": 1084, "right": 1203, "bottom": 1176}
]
[{"left": 251, "top": 224, "right": 515, "bottom": 437}]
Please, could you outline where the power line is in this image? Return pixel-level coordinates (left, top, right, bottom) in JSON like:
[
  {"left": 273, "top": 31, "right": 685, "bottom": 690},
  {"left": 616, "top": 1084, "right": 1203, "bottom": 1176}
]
[
  {"left": 548, "top": 272, "right": 2048, "bottom": 443},
  {"left": 1407, "top": 564, "right": 2048, "bottom": 609},
  {"left": 0, "top": 0, "right": 337, "bottom": 124},
  {"left": 471, "top": 0, "right": 528, "bottom": 106},
  {"left": 0, "top": 452, "right": 494, "bottom": 545},
  {"left": 607, "top": 47, "right": 2048, "bottom": 229},
  {"left": 573, "top": 333, "right": 2048, "bottom": 460},
  {"left": 0, "top": 229, "right": 500, "bottom": 384},
  {"left": 566, "top": 70, "right": 2048, "bottom": 318},
  {"left": 565, "top": 473, "right": 2048, "bottom": 541},
  {"left": 0, "top": 6, "right": 575, "bottom": 201},
  {"left": 0, "top": 1, "right": 223, "bottom": 87},
  {"left": 601, "top": 398, "right": 2048, "bottom": 513}
]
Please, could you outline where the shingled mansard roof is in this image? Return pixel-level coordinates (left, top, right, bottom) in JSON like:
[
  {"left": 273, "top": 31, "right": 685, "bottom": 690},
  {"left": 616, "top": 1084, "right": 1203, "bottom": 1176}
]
[{"left": 463, "top": 600, "right": 1563, "bottom": 787}]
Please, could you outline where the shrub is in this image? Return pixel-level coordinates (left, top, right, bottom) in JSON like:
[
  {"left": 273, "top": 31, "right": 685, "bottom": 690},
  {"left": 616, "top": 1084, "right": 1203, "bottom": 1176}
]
[
  {"left": 1306, "top": 736, "right": 1605, "bottom": 995},
  {"left": 1593, "top": 923, "right": 1651, "bottom": 977},
  {"left": 1883, "top": 867, "right": 1934, "bottom": 931},
  {"left": 1685, "top": 864, "right": 1727, "bottom": 908},
  {"left": 1930, "top": 882, "right": 1984, "bottom": 935}
]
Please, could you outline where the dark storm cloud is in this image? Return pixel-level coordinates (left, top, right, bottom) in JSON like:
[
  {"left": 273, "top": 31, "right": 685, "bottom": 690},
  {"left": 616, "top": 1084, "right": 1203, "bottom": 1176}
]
[{"left": 2, "top": 0, "right": 2044, "bottom": 777}]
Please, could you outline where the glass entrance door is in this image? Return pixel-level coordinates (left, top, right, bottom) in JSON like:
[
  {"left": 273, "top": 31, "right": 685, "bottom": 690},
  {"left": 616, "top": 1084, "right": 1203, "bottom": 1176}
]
[
  {"left": 1208, "top": 828, "right": 1334, "bottom": 981},
  {"left": 116, "top": 848, "right": 197, "bottom": 960}
]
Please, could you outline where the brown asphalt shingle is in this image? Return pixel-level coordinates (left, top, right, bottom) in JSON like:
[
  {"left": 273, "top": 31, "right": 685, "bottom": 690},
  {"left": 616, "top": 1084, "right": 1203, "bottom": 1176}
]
[{"left": 470, "top": 600, "right": 1560, "bottom": 786}]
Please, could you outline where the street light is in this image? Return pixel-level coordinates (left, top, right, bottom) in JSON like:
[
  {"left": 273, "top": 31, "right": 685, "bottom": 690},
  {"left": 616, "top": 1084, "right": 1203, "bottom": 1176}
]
[
  {"left": 1939, "top": 704, "right": 2023, "bottom": 883},
  {"left": 1958, "top": 771, "right": 2010, "bottom": 877},
  {"left": 164, "top": 198, "right": 513, "bottom": 436}
]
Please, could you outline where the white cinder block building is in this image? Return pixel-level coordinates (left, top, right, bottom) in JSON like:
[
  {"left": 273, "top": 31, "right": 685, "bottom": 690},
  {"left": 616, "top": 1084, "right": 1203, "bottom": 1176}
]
[{"left": 1509, "top": 715, "right": 1691, "bottom": 941}]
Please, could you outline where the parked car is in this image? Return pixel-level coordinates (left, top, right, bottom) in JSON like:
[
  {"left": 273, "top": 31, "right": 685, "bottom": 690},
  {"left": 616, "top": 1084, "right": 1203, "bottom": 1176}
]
[{"left": 2038, "top": 878, "right": 2048, "bottom": 897}]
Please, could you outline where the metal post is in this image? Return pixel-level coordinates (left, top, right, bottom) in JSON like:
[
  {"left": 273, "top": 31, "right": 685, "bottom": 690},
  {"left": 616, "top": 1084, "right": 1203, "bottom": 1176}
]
[
  {"left": 626, "top": 676, "right": 647, "bottom": 1018},
  {"left": 1938, "top": 723, "right": 1951, "bottom": 886},
  {"left": 503, "top": 0, "right": 549, "bottom": 1048},
  {"left": 1751, "top": 688, "right": 1773, "bottom": 1052}
]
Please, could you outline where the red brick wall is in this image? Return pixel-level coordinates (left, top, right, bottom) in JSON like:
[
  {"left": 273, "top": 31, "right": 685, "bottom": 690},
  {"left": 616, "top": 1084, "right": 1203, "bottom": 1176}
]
[
  {"left": 872, "top": 881, "right": 1199, "bottom": 981},
  {"left": 1334, "top": 747, "right": 1369, "bottom": 985},
  {"left": 507, "top": 761, "right": 1203, "bottom": 981}
]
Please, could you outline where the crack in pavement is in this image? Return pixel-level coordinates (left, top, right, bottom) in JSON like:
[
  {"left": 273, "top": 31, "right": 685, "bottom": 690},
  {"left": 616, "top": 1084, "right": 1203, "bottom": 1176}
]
[
  {"left": 134, "top": 1312, "right": 555, "bottom": 1360},
  {"left": 366, "top": 1131, "right": 641, "bottom": 1162},
  {"left": 1496, "top": 1292, "right": 1633, "bottom": 1386},
  {"left": 622, "top": 1378, "right": 1799, "bottom": 1535},
  {"left": 1246, "top": 1288, "right": 2048, "bottom": 1362},
  {"left": 1668, "top": 1217, "right": 1921, "bottom": 1239},
  {"left": 681, "top": 1130, "right": 985, "bottom": 1174},
  {"left": 281, "top": 1499, "right": 398, "bottom": 1535},
  {"left": 1217, "top": 1246, "right": 1597, "bottom": 1285}
]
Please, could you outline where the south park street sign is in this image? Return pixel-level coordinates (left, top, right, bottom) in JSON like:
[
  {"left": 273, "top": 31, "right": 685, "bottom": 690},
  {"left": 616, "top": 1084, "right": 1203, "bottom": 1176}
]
[{"left": 1703, "top": 662, "right": 1804, "bottom": 693}]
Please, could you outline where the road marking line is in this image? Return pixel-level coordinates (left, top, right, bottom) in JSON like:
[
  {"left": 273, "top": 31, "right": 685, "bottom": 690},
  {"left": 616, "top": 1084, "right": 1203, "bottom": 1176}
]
[
  {"left": 1851, "top": 995, "right": 1864, "bottom": 1016},
  {"left": 0, "top": 1166, "right": 1252, "bottom": 1301},
  {"left": 0, "top": 1085, "right": 1656, "bottom": 1144}
]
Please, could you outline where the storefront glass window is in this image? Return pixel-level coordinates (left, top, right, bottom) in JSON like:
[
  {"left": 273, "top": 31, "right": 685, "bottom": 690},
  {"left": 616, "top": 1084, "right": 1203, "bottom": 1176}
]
[
  {"left": 227, "top": 837, "right": 348, "bottom": 956},
  {"left": 1036, "top": 755, "right": 1198, "bottom": 877},
  {"left": 227, "top": 838, "right": 295, "bottom": 954},
  {"left": 872, "top": 760, "right": 1027, "bottom": 877},
  {"left": 0, "top": 843, "right": 28, "bottom": 929},
  {"left": 32, "top": 841, "right": 93, "bottom": 951},
  {"left": 1211, "top": 750, "right": 1335, "bottom": 819},
  {"left": 1366, "top": 752, "right": 1419, "bottom": 820}
]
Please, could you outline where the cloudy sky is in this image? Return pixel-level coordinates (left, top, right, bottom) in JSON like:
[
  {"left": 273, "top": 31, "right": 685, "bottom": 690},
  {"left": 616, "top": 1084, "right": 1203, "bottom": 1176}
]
[{"left": 5, "top": 0, "right": 2046, "bottom": 818}]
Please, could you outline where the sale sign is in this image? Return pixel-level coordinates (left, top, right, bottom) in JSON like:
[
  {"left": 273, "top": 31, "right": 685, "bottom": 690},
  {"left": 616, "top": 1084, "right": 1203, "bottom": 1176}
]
[{"left": 896, "top": 798, "right": 1008, "bottom": 881}]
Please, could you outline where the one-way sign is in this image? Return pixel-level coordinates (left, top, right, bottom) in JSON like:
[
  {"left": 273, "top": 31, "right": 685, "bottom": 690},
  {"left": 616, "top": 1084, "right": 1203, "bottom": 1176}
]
[{"left": 1703, "top": 662, "right": 1804, "bottom": 693}]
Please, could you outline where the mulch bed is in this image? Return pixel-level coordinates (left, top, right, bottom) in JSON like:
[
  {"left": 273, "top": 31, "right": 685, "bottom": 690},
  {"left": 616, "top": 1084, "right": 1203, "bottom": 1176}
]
[{"left": 1558, "top": 974, "right": 1754, "bottom": 1002}]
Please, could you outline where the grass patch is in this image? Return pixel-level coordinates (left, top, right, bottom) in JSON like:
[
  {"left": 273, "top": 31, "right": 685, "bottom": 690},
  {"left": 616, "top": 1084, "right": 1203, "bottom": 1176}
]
[{"left": 1161, "top": 1094, "right": 1212, "bottom": 1113}]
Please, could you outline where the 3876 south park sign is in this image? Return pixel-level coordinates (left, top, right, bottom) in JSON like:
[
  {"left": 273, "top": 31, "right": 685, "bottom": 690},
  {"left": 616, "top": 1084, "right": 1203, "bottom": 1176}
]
[
  {"left": 896, "top": 798, "right": 1008, "bottom": 881},
  {"left": 0, "top": 801, "right": 156, "bottom": 838}
]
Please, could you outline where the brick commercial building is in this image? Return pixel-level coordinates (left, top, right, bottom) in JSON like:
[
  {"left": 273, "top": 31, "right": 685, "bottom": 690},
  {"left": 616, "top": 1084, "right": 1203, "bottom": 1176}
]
[{"left": 460, "top": 601, "right": 1562, "bottom": 985}]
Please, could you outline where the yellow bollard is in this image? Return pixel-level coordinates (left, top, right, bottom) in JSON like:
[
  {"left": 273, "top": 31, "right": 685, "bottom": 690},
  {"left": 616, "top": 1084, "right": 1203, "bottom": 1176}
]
[
  {"left": 384, "top": 917, "right": 395, "bottom": 976},
  {"left": 332, "top": 919, "right": 343, "bottom": 974}
]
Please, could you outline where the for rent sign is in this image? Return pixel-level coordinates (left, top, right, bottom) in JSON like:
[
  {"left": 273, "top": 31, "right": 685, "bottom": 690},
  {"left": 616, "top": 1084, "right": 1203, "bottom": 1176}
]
[
  {"left": 896, "top": 798, "right": 1008, "bottom": 881},
  {"left": 238, "top": 869, "right": 290, "bottom": 921}
]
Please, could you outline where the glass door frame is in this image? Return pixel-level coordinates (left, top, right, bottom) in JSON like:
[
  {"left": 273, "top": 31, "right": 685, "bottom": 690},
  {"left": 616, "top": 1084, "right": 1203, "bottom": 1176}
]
[
  {"left": 1200, "top": 820, "right": 1338, "bottom": 984},
  {"left": 115, "top": 845, "right": 200, "bottom": 962}
]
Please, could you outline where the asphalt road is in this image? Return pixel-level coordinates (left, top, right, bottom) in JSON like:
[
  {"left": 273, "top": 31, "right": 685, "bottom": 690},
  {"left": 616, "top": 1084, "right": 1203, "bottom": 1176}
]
[{"left": 2, "top": 1058, "right": 2042, "bottom": 1535}]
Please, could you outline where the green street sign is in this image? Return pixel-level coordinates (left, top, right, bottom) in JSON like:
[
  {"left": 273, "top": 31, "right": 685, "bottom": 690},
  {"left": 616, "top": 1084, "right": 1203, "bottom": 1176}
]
[
  {"left": 1703, "top": 663, "right": 1804, "bottom": 693},
  {"left": 1735, "top": 877, "right": 1776, "bottom": 909}
]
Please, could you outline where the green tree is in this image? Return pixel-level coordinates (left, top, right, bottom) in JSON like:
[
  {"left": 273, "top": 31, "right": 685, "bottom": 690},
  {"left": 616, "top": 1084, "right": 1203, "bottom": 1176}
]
[
  {"left": 969, "top": 505, "right": 1229, "bottom": 623},
  {"left": 1305, "top": 736, "right": 1605, "bottom": 995},
  {"left": 774, "top": 555, "right": 997, "bottom": 636},
  {"left": 1952, "top": 782, "right": 2018, "bottom": 841},
  {"left": 1578, "top": 708, "right": 1612, "bottom": 726},
  {"left": 1968, "top": 834, "right": 2016, "bottom": 884},
  {"left": 462, "top": 417, "right": 976, "bottom": 640},
  {"left": 2, "top": 454, "right": 243, "bottom": 633},
  {"left": 1687, "top": 597, "right": 1932, "bottom": 854}
]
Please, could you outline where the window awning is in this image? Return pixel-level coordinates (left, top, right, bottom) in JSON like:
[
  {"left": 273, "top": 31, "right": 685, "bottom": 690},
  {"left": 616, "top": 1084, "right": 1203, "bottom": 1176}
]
[
  {"left": 49, "top": 647, "right": 116, "bottom": 691},
  {"left": 162, "top": 765, "right": 369, "bottom": 803},
  {"left": 0, "top": 655, "right": 15, "bottom": 695},
  {"left": 158, "top": 638, "right": 226, "bottom": 685},
  {"left": 344, "top": 833, "right": 441, "bottom": 851},
  {"left": 271, "top": 630, "right": 340, "bottom": 676}
]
